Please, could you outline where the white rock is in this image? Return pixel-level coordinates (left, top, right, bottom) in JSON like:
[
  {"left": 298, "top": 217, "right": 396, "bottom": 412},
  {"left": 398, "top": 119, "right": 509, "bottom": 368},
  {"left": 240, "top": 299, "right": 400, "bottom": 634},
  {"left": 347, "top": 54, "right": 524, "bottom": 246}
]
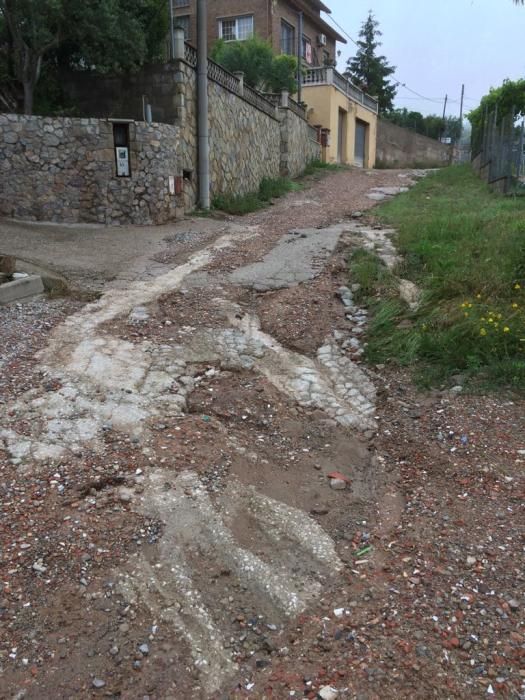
[
  {"left": 319, "top": 686, "right": 339, "bottom": 700},
  {"left": 330, "top": 478, "right": 346, "bottom": 491}
]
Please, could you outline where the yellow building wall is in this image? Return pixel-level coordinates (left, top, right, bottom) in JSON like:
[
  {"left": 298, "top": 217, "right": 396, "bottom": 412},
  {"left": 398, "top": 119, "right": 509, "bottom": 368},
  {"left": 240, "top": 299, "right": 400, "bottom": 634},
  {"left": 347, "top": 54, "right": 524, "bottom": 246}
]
[{"left": 303, "top": 84, "right": 377, "bottom": 169}]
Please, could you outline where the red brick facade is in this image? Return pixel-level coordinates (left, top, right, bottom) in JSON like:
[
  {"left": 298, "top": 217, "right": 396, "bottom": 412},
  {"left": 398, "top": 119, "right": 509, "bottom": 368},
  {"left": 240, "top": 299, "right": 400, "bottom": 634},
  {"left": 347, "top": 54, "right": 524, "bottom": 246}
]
[{"left": 173, "top": 0, "right": 345, "bottom": 67}]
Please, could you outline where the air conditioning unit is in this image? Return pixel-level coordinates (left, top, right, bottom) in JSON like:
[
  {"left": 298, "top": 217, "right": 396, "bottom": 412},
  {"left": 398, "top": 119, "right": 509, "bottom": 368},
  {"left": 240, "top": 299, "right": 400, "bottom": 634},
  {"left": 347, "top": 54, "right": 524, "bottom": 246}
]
[{"left": 317, "top": 33, "right": 327, "bottom": 46}]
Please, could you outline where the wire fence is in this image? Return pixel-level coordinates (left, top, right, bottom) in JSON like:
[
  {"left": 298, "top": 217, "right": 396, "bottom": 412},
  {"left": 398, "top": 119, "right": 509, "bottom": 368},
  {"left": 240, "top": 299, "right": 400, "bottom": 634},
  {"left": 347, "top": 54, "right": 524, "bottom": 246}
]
[{"left": 472, "top": 108, "right": 525, "bottom": 194}]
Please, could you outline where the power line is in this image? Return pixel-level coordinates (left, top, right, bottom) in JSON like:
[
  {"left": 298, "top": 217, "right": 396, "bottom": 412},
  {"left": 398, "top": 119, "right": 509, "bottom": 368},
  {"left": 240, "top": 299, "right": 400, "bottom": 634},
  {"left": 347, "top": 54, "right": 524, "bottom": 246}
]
[{"left": 323, "top": 11, "right": 462, "bottom": 106}]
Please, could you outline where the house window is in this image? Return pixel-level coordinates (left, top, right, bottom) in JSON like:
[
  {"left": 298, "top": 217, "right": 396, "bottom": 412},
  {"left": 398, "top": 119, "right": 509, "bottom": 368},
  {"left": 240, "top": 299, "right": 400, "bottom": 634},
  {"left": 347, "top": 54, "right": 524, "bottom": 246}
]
[
  {"left": 281, "top": 20, "right": 295, "bottom": 55},
  {"left": 174, "top": 14, "right": 190, "bottom": 40},
  {"left": 219, "top": 15, "right": 254, "bottom": 42},
  {"left": 173, "top": 0, "right": 189, "bottom": 7},
  {"left": 302, "top": 36, "right": 313, "bottom": 64}
]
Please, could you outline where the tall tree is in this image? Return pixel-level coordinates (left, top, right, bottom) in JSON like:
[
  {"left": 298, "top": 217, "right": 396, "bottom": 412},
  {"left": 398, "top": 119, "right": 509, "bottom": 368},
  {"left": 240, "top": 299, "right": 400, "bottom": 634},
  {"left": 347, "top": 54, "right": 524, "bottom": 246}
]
[
  {"left": 0, "top": 0, "right": 62, "bottom": 114},
  {"left": 0, "top": 0, "right": 168, "bottom": 114},
  {"left": 344, "top": 11, "right": 396, "bottom": 114}
]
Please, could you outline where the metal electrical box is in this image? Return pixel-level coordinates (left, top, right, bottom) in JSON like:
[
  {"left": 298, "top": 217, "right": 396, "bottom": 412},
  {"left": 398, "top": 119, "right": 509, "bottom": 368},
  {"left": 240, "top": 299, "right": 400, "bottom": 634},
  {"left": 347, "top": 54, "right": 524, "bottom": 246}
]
[
  {"left": 116, "top": 147, "right": 130, "bottom": 177},
  {"left": 113, "top": 122, "right": 131, "bottom": 178}
]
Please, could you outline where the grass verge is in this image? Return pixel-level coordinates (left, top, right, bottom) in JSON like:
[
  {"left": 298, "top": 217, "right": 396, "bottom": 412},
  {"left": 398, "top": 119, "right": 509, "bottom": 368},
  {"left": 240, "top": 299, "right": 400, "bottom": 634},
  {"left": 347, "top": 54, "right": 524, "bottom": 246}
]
[
  {"left": 303, "top": 160, "right": 342, "bottom": 176},
  {"left": 352, "top": 165, "right": 525, "bottom": 390},
  {"left": 212, "top": 177, "right": 300, "bottom": 215},
  {"left": 212, "top": 161, "right": 341, "bottom": 215}
]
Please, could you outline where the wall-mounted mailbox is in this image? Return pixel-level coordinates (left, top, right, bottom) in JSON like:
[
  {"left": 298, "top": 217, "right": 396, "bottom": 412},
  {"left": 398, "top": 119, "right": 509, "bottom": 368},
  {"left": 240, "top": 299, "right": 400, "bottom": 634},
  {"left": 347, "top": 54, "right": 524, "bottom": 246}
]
[{"left": 321, "top": 128, "right": 331, "bottom": 148}]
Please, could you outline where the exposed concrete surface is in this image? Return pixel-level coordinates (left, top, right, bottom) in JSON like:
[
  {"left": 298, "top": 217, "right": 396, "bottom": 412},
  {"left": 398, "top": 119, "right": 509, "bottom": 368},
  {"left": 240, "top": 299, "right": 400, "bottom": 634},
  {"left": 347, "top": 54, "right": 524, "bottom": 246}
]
[
  {"left": 119, "top": 469, "right": 342, "bottom": 695},
  {"left": 229, "top": 226, "right": 345, "bottom": 291},
  {"left": 0, "top": 274, "right": 44, "bottom": 304},
  {"left": 0, "top": 217, "right": 230, "bottom": 292}
]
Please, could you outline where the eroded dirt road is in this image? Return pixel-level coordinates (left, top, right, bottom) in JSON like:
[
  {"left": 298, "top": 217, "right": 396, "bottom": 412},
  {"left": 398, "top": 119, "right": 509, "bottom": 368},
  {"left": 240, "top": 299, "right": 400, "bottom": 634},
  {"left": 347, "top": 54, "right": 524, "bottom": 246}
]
[{"left": 1, "top": 168, "right": 524, "bottom": 700}]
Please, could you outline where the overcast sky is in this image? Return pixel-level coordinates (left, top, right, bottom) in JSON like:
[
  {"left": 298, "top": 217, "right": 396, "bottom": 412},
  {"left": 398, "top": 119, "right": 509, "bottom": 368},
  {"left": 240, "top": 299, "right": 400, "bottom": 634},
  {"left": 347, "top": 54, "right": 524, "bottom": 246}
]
[{"left": 322, "top": 0, "right": 525, "bottom": 119}]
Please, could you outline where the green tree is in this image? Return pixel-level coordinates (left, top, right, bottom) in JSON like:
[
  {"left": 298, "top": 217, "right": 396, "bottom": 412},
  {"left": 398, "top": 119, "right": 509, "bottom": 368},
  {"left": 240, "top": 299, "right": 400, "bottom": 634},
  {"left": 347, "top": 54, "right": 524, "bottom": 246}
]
[
  {"left": 211, "top": 36, "right": 298, "bottom": 93},
  {"left": 344, "top": 11, "right": 396, "bottom": 114},
  {"left": 0, "top": 0, "right": 62, "bottom": 114},
  {"left": 468, "top": 79, "right": 525, "bottom": 132},
  {"left": 385, "top": 108, "right": 462, "bottom": 142},
  {"left": 58, "top": 0, "right": 168, "bottom": 73},
  {"left": 0, "top": 0, "right": 168, "bottom": 114}
]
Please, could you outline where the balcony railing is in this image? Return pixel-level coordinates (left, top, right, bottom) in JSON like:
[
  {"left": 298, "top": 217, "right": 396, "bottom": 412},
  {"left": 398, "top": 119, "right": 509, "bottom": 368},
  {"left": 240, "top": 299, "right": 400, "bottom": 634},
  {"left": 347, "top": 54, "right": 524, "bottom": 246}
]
[{"left": 303, "top": 67, "right": 379, "bottom": 114}]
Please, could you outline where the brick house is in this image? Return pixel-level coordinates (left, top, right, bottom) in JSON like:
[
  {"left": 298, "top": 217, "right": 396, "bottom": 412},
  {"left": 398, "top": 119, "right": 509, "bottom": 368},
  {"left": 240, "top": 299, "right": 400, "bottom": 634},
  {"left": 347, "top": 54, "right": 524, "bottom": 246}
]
[
  {"left": 172, "top": 0, "right": 379, "bottom": 168},
  {"left": 172, "top": 0, "right": 346, "bottom": 67}
]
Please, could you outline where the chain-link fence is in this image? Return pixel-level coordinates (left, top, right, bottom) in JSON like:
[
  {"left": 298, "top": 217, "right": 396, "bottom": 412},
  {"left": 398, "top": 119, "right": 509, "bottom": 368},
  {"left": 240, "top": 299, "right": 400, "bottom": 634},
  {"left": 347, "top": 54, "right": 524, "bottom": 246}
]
[{"left": 472, "top": 109, "right": 525, "bottom": 194}]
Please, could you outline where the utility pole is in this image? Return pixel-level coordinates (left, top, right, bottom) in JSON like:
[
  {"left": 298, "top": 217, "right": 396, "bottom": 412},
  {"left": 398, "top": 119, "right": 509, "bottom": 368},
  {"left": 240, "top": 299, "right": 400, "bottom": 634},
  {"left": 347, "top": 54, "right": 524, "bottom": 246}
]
[
  {"left": 441, "top": 93, "right": 448, "bottom": 142},
  {"left": 197, "top": 0, "right": 210, "bottom": 209},
  {"left": 458, "top": 84, "right": 465, "bottom": 145}
]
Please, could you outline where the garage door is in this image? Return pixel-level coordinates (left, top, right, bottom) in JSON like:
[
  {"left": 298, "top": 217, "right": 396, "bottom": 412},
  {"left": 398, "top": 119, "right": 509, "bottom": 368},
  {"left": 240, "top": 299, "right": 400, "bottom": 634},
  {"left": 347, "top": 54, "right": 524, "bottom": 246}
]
[{"left": 355, "top": 120, "right": 367, "bottom": 167}]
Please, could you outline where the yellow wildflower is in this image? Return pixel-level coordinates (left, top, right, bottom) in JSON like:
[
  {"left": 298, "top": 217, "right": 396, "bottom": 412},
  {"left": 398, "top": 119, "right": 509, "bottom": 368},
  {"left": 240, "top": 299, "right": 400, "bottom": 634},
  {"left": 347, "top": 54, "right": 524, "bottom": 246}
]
[
  {"left": 512, "top": 303, "right": 519, "bottom": 309},
  {"left": 488, "top": 318, "right": 494, "bottom": 324},
  {"left": 503, "top": 326, "right": 510, "bottom": 333},
  {"left": 480, "top": 328, "right": 487, "bottom": 336},
  {"left": 515, "top": 283, "right": 521, "bottom": 290}
]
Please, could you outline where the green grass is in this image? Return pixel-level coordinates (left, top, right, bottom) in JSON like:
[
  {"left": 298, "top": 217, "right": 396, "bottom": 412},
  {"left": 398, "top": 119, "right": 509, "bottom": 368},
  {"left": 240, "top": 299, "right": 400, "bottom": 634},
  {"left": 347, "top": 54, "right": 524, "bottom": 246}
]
[
  {"left": 212, "top": 176, "right": 300, "bottom": 215},
  {"left": 303, "top": 159, "right": 342, "bottom": 176},
  {"left": 212, "top": 162, "right": 342, "bottom": 215},
  {"left": 353, "top": 165, "right": 525, "bottom": 390}
]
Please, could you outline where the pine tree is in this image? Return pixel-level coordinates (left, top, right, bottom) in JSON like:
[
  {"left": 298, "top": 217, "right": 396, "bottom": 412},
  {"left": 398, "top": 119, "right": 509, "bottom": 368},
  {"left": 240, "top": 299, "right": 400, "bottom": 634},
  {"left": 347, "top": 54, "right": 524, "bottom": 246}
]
[{"left": 345, "top": 12, "right": 397, "bottom": 114}]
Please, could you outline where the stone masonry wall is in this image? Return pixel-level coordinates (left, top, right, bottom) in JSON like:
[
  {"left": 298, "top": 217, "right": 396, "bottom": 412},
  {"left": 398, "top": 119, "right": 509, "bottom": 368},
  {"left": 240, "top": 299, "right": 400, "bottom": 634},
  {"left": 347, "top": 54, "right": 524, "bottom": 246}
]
[
  {"left": 0, "top": 114, "right": 179, "bottom": 225},
  {"left": 376, "top": 120, "right": 451, "bottom": 168},
  {"left": 177, "top": 61, "right": 281, "bottom": 210},
  {"left": 62, "top": 58, "right": 320, "bottom": 213},
  {"left": 280, "top": 108, "right": 321, "bottom": 178}
]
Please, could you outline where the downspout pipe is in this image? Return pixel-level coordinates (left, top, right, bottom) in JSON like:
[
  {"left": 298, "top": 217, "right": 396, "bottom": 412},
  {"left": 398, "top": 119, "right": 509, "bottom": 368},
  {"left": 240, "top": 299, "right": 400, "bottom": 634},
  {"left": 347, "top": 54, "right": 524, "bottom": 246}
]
[
  {"left": 297, "top": 11, "right": 303, "bottom": 103},
  {"left": 197, "top": 0, "right": 210, "bottom": 209}
]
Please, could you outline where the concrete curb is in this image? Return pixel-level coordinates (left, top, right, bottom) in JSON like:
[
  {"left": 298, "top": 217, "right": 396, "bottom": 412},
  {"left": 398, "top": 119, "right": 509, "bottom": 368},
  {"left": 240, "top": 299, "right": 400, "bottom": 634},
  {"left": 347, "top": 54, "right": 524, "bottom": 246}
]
[{"left": 0, "top": 275, "right": 45, "bottom": 304}]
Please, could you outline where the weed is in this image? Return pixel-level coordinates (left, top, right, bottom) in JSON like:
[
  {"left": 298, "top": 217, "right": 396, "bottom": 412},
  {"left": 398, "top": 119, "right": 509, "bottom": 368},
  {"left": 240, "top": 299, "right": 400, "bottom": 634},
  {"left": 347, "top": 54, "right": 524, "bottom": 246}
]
[
  {"left": 353, "top": 165, "right": 525, "bottom": 391},
  {"left": 303, "top": 160, "right": 341, "bottom": 176},
  {"left": 212, "top": 176, "right": 301, "bottom": 215}
]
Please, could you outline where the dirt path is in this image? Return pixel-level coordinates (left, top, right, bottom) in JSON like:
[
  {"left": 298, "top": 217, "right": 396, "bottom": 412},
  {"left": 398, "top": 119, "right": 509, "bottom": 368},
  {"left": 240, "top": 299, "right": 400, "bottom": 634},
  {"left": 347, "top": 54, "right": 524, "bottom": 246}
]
[{"left": 1, "top": 167, "right": 523, "bottom": 700}]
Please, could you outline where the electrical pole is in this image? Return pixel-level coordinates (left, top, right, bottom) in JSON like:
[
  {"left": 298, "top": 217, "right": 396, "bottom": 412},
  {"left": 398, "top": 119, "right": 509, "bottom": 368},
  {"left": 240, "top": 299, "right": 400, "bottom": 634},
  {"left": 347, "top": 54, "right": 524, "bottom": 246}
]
[
  {"left": 458, "top": 83, "right": 465, "bottom": 142},
  {"left": 197, "top": 0, "right": 210, "bottom": 209},
  {"left": 441, "top": 94, "right": 448, "bottom": 142}
]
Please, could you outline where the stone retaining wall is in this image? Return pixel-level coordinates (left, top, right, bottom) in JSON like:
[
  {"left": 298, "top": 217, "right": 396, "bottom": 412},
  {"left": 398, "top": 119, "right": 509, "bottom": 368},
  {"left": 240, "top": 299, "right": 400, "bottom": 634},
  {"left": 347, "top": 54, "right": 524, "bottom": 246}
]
[
  {"left": 62, "top": 57, "right": 320, "bottom": 211},
  {"left": 280, "top": 108, "right": 320, "bottom": 178},
  {"left": 0, "top": 114, "right": 179, "bottom": 225},
  {"left": 177, "top": 61, "right": 282, "bottom": 210},
  {"left": 2, "top": 51, "right": 322, "bottom": 224},
  {"left": 376, "top": 120, "right": 451, "bottom": 168}
]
